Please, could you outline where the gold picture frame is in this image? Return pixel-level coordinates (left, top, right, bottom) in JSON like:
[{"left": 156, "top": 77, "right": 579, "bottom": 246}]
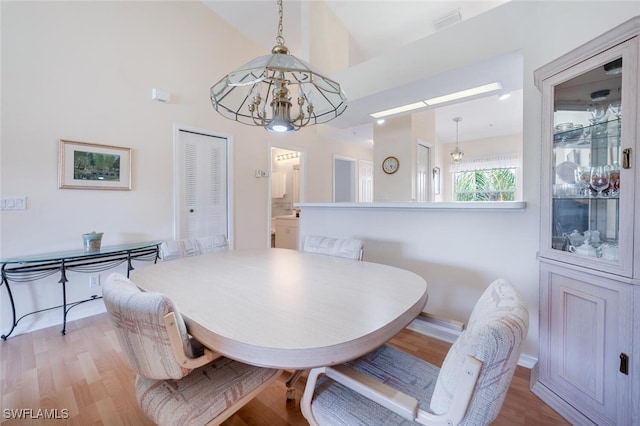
[{"left": 58, "top": 139, "right": 132, "bottom": 190}]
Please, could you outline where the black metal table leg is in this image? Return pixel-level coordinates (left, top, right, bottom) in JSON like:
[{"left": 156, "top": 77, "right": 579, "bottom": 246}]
[
  {"left": 1, "top": 265, "right": 17, "bottom": 340},
  {"left": 59, "top": 259, "right": 68, "bottom": 336}
]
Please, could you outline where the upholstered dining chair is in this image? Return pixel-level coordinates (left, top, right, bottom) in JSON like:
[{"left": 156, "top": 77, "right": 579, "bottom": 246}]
[
  {"left": 300, "top": 278, "right": 529, "bottom": 426},
  {"left": 301, "top": 235, "right": 364, "bottom": 260},
  {"left": 103, "top": 272, "right": 281, "bottom": 426},
  {"left": 283, "top": 234, "right": 365, "bottom": 399},
  {"left": 160, "top": 234, "right": 228, "bottom": 261}
]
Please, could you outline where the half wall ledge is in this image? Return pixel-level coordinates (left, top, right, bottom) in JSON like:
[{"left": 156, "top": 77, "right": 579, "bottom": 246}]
[{"left": 296, "top": 201, "right": 526, "bottom": 211}]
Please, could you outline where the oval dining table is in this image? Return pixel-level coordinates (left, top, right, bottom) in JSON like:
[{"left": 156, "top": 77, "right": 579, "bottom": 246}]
[{"left": 131, "top": 248, "right": 428, "bottom": 370}]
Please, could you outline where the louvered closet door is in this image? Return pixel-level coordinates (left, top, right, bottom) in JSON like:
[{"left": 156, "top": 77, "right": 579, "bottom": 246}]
[{"left": 176, "top": 130, "right": 228, "bottom": 240}]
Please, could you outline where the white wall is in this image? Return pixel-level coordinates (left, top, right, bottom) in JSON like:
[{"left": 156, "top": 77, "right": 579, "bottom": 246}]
[
  {"left": 373, "top": 115, "right": 413, "bottom": 201},
  {"left": 304, "top": 136, "right": 373, "bottom": 203}
]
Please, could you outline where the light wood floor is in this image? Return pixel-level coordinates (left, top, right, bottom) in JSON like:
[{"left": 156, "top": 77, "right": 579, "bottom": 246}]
[{"left": 0, "top": 313, "right": 569, "bottom": 425}]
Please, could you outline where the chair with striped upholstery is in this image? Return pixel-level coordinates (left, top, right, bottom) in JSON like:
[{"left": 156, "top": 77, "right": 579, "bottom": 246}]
[
  {"left": 103, "top": 272, "right": 281, "bottom": 426},
  {"left": 283, "top": 234, "right": 365, "bottom": 399},
  {"left": 300, "top": 278, "right": 529, "bottom": 426},
  {"left": 301, "top": 235, "right": 364, "bottom": 260},
  {"left": 159, "top": 234, "right": 229, "bottom": 262}
]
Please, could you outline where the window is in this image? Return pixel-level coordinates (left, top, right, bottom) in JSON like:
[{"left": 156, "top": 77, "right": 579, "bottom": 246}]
[
  {"left": 450, "top": 154, "right": 520, "bottom": 202},
  {"left": 454, "top": 168, "right": 516, "bottom": 201}
]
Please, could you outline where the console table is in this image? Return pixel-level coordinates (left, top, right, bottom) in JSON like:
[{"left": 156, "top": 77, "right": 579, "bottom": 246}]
[{"left": 0, "top": 241, "right": 160, "bottom": 340}]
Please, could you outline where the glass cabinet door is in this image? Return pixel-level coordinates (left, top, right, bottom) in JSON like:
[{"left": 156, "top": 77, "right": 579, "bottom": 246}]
[{"left": 542, "top": 38, "right": 636, "bottom": 277}]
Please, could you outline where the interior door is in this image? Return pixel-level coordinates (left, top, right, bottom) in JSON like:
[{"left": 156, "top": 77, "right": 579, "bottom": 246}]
[
  {"left": 333, "top": 156, "right": 356, "bottom": 202},
  {"left": 358, "top": 160, "right": 373, "bottom": 202},
  {"left": 175, "top": 129, "right": 229, "bottom": 240}
]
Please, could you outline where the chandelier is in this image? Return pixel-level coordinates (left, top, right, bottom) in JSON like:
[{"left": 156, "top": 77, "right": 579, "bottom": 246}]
[
  {"left": 450, "top": 117, "right": 464, "bottom": 164},
  {"left": 210, "top": 0, "right": 347, "bottom": 133}
]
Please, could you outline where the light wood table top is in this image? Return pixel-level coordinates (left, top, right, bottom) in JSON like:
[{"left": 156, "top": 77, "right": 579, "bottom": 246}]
[{"left": 132, "top": 248, "right": 428, "bottom": 369}]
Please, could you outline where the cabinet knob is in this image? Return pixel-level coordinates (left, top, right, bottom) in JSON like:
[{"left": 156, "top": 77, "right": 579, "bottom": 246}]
[{"left": 620, "top": 353, "right": 629, "bottom": 375}]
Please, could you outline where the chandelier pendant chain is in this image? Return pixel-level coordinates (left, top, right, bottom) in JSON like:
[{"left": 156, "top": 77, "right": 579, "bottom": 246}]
[{"left": 276, "top": 0, "right": 285, "bottom": 46}]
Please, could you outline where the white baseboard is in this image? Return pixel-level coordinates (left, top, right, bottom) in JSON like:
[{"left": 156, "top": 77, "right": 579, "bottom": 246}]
[{"left": 407, "top": 317, "right": 538, "bottom": 369}]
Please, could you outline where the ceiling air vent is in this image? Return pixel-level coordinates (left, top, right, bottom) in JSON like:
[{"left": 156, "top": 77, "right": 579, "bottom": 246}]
[{"left": 433, "top": 10, "right": 462, "bottom": 30}]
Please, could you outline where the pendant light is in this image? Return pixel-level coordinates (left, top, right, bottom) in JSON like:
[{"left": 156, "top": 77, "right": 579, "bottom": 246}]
[
  {"left": 210, "top": 0, "right": 347, "bottom": 133},
  {"left": 450, "top": 117, "right": 464, "bottom": 164}
]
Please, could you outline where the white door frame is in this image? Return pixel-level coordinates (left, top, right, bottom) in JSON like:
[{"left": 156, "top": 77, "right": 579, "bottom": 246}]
[
  {"left": 417, "top": 139, "right": 434, "bottom": 202},
  {"left": 172, "top": 123, "right": 234, "bottom": 248}
]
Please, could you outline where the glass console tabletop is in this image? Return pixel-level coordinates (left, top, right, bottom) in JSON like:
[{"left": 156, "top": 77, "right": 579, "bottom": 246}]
[
  {"left": 0, "top": 241, "right": 162, "bottom": 264},
  {"left": 1, "top": 241, "right": 161, "bottom": 340}
]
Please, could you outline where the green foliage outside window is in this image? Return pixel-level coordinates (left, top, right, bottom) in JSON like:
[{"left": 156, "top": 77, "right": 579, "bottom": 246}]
[{"left": 454, "top": 168, "right": 516, "bottom": 201}]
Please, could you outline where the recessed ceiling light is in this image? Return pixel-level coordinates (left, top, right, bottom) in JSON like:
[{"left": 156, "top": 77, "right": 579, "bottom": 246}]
[
  {"left": 424, "top": 82, "right": 502, "bottom": 106},
  {"left": 370, "top": 101, "right": 427, "bottom": 119},
  {"left": 370, "top": 82, "right": 503, "bottom": 120},
  {"left": 377, "top": 119, "right": 385, "bottom": 125},
  {"left": 498, "top": 93, "right": 511, "bottom": 101}
]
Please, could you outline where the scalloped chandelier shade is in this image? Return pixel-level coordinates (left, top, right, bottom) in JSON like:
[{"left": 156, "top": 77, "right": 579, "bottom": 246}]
[
  {"left": 210, "top": 0, "right": 347, "bottom": 133},
  {"left": 450, "top": 117, "right": 464, "bottom": 164}
]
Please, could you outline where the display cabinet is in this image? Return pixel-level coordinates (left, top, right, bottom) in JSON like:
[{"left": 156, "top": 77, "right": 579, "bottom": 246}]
[
  {"left": 539, "top": 39, "right": 635, "bottom": 277},
  {"left": 533, "top": 17, "right": 639, "bottom": 426}
]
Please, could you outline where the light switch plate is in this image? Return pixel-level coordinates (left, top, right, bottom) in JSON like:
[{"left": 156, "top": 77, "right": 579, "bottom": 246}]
[{"left": 0, "top": 196, "right": 26, "bottom": 210}]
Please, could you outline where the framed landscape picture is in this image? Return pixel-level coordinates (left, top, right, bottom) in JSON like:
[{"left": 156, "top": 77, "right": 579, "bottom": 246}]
[{"left": 58, "top": 139, "right": 132, "bottom": 190}]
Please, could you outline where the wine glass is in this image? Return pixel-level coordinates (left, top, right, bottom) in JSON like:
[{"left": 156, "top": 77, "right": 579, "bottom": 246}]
[
  {"left": 608, "top": 101, "right": 621, "bottom": 119},
  {"left": 587, "top": 102, "right": 608, "bottom": 124},
  {"left": 608, "top": 101, "right": 622, "bottom": 139},
  {"left": 590, "top": 166, "right": 609, "bottom": 197},
  {"left": 574, "top": 166, "right": 591, "bottom": 197},
  {"left": 607, "top": 163, "right": 620, "bottom": 196}
]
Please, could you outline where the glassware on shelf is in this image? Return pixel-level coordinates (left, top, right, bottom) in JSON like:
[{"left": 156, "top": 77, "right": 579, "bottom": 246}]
[
  {"left": 574, "top": 166, "right": 592, "bottom": 196},
  {"left": 608, "top": 101, "right": 622, "bottom": 143},
  {"left": 608, "top": 101, "right": 621, "bottom": 120},
  {"left": 605, "top": 164, "right": 620, "bottom": 197},
  {"left": 600, "top": 241, "right": 619, "bottom": 261},
  {"left": 590, "top": 166, "right": 609, "bottom": 197},
  {"left": 587, "top": 102, "right": 609, "bottom": 124}
]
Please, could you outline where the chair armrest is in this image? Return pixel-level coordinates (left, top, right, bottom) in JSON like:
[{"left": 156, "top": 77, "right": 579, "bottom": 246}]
[
  {"left": 163, "top": 312, "right": 220, "bottom": 369},
  {"left": 302, "top": 356, "right": 482, "bottom": 426},
  {"left": 326, "top": 364, "right": 419, "bottom": 420},
  {"left": 416, "top": 355, "right": 482, "bottom": 426}
]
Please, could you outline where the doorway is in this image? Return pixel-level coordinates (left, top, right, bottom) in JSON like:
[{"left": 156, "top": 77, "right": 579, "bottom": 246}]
[
  {"left": 333, "top": 155, "right": 357, "bottom": 202},
  {"left": 173, "top": 125, "right": 232, "bottom": 245},
  {"left": 269, "top": 145, "right": 304, "bottom": 248}
]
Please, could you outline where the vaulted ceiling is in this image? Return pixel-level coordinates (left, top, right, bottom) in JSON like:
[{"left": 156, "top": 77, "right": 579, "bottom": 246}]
[{"left": 203, "top": 1, "right": 522, "bottom": 145}]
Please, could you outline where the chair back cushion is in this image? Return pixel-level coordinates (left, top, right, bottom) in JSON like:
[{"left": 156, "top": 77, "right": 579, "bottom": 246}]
[
  {"left": 160, "top": 234, "right": 228, "bottom": 261},
  {"left": 197, "top": 234, "right": 229, "bottom": 253},
  {"left": 302, "top": 235, "right": 364, "bottom": 260},
  {"left": 430, "top": 279, "right": 529, "bottom": 425},
  {"left": 103, "top": 273, "right": 192, "bottom": 380}
]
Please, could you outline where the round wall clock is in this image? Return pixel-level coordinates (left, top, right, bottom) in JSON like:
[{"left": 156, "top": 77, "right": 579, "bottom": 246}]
[{"left": 382, "top": 156, "right": 399, "bottom": 174}]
